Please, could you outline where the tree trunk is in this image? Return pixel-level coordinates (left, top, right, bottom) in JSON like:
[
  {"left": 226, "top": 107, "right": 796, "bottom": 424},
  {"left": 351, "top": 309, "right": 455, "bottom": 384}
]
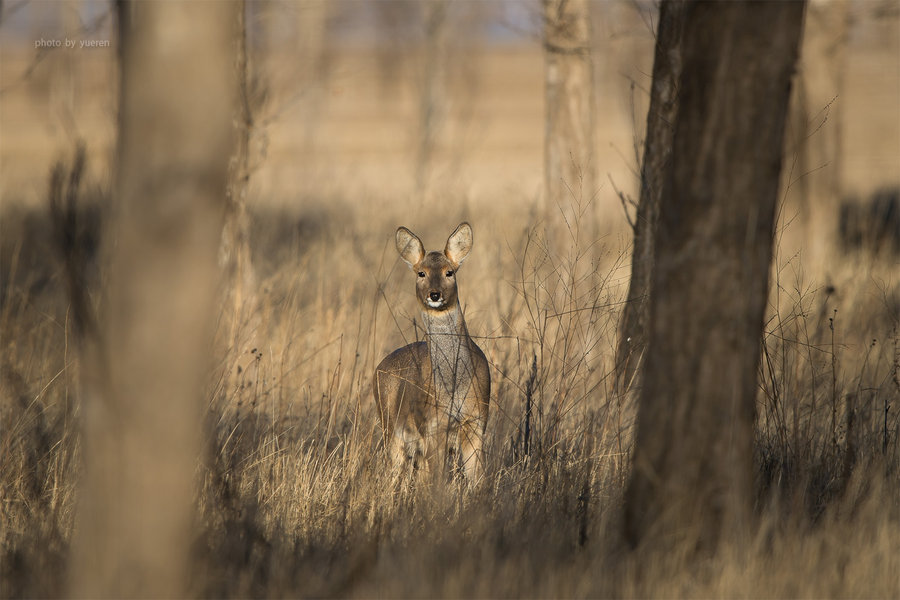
[
  {"left": 615, "top": 0, "right": 686, "bottom": 392},
  {"left": 799, "top": 0, "right": 850, "bottom": 274},
  {"left": 624, "top": 0, "right": 806, "bottom": 553},
  {"left": 543, "top": 0, "right": 595, "bottom": 235},
  {"left": 222, "top": 0, "right": 258, "bottom": 345},
  {"left": 296, "top": 0, "right": 330, "bottom": 153},
  {"left": 69, "top": 2, "right": 234, "bottom": 596},
  {"left": 416, "top": 0, "right": 448, "bottom": 199}
]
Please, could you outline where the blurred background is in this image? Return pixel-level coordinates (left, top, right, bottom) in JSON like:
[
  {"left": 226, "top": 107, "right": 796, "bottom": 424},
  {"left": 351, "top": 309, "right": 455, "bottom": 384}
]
[{"left": 4, "top": 1, "right": 894, "bottom": 231}]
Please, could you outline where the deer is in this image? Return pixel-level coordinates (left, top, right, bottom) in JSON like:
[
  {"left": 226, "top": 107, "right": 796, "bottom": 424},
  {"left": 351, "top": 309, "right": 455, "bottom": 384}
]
[{"left": 374, "top": 222, "right": 490, "bottom": 482}]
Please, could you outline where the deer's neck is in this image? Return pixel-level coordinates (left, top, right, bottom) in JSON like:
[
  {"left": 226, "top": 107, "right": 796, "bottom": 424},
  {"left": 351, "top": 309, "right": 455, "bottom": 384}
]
[{"left": 423, "top": 303, "right": 474, "bottom": 415}]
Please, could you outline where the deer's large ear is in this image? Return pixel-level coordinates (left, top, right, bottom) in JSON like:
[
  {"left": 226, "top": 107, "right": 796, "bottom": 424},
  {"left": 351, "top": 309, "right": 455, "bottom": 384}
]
[
  {"left": 444, "top": 222, "right": 473, "bottom": 267},
  {"left": 396, "top": 227, "right": 425, "bottom": 268}
]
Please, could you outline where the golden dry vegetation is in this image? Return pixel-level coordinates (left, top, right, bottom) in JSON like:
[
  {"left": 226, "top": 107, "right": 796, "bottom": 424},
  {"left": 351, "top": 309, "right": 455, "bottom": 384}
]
[{"left": 2, "top": 3, "right": 899, "bottom": 597}]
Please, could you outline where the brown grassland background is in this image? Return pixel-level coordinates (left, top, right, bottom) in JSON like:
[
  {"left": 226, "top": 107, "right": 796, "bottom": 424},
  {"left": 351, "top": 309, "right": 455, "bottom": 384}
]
[{"left": 2, "top": 2, "right": 899, "bottom": 597}]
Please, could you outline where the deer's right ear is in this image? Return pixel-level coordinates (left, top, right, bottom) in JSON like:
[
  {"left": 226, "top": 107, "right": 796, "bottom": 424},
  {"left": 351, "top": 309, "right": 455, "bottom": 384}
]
[{"left": 396, "top": 227, "right": 425, "bottom": 268}]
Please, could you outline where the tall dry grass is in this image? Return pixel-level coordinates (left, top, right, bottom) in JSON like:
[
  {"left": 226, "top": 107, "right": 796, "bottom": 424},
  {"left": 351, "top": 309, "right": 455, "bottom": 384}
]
[{"left": 1, "top": 166, "right": 898, "bottom": 596}]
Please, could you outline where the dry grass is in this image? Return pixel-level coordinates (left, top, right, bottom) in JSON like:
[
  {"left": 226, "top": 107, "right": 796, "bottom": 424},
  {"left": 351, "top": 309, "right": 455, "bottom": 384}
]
[
  {"left": 2, "top": 5, "right": 900, "bottom": 597},
  {"left": 2, "top": 182, "right": 898, "bottom": 597}
]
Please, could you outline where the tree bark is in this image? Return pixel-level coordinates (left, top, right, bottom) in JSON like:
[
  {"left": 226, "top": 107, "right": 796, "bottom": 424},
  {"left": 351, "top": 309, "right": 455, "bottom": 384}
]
[
  {"left": 69, "top": 2, "right": 234, "bottom": 596},
  {"left": 624, "top": 0, "right": 806, "bottom": 553},
  {"left": 543, "top": 0, "right": 595, "bottom": 233},
  {"left": 615, "top": 0, "right": 686, "bottom": 392}
]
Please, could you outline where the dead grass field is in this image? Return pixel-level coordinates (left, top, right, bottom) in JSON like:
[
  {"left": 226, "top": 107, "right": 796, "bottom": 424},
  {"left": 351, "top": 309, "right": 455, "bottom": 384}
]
[{"left": 2, "top": 4, "right": 900, "bottom": 597}]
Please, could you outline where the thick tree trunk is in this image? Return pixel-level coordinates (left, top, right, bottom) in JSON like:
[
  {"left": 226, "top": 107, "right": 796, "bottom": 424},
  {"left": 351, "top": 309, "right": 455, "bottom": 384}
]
[
  {"left": 624, "top": 1, "right": 806, "bottom": 553},
  {"left": 615, "top": 0, "right": 686, "bottom": 392},
  {"left": 69, "top": 2, "right": 234, "bottom": 596},
  {"left": 543, "top": 0, "right": 595, "bottom": 232}
]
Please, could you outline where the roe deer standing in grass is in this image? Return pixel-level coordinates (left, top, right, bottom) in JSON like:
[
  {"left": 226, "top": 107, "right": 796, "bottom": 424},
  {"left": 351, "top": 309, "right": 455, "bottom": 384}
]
[{"left": 374, "top": 223, "right": 490, "bottom": 482}]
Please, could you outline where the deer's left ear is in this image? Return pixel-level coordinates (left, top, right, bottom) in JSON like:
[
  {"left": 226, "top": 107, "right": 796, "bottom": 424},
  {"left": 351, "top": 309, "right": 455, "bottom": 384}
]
[{"left": 444, "top": 222, "right": 473, "bottom": 267}]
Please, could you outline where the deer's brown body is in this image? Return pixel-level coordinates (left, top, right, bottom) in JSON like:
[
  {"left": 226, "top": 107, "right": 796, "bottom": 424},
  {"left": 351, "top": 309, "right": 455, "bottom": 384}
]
[{"left": 374, "top": 223, "right": 490, "bottom": 480}]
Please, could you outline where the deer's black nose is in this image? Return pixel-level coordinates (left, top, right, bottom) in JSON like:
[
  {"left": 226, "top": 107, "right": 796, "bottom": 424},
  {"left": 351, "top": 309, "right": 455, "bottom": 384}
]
[{"left": 429, "top": 292, "right": 441, "bottom": 302}]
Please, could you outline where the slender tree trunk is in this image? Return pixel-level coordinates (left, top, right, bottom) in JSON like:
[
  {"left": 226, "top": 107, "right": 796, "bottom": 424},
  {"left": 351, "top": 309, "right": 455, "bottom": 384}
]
[
  {"left": 801, "top": 0, "right": 850, "bottom": 273},
  {"left": 222, "top": 0, "right": 258, "bottom": 345},
  {"left": 53, "top": 0, "right": 79, "bottom": 129},
  {"left": 417, "top": 0, "right": 448, "bottom": 199},
  {"left": 296, "top": 0, "right": 330, "bottom": 154},
  {"left": 615, "top": 0, "right": 686, "bottom": 392},
  {"left": 69, "top": 2, "right": 234, "bottom": 596},
  {"left": 624, "top": 0, "right": 806, "bottom": 553},
  {"left": 543, "top": 0, "right": 595, "bottom": 234}
]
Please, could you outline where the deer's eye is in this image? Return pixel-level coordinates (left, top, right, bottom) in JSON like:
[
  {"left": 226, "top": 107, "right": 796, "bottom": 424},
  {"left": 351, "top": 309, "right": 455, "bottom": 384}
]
[
  {"left": 446, "top": 270, "right": 454, "bottom": 277},
  {"left": 417, "top": 271, "right": 426, "bottom": 278}
]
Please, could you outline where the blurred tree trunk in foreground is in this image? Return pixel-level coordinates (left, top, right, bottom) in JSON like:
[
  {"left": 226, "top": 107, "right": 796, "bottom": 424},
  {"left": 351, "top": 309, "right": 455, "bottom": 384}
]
[
  {"left": 69, "top": 2, "right": 234, "bottom": 596},
  {"left": 543, "top": 0, "right": 595, "bottom": 234},
  {"left": 624, "top": 1, "right": 806, "bottom": 553},
  {"left": 615, "top": 0, "right": 686, "bottom": 392}
]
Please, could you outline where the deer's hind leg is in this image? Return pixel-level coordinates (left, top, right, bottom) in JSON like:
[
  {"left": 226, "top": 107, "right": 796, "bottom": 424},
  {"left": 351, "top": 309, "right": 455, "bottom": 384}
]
[{"left": 390, "top": 417, "right": 427, "bottom": 474}]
